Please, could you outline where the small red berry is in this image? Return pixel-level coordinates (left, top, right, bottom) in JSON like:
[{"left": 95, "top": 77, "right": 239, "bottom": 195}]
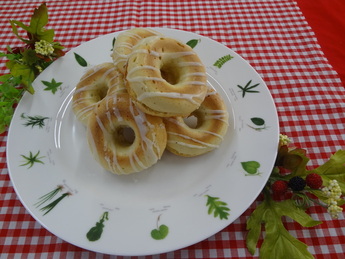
[
  {"left": 271, "top": 180, "right": 289, "bottom": 195},
  {"left": 306, "top": 173, "right": 323, "bottom": 189}
]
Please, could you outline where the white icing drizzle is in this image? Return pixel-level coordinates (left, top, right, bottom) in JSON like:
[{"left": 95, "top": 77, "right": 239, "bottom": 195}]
[
  {"left": 73, "top": 64, "right": 122, "bottom": 122},
  {"left": 91, "top": 95, "right": 163, "bottom": 174},
  {"left": 203, "top": 109, "right": 229, "bottom": 124},
  {"left": 167, "top": 132, "right": 219, "bottom": 149},
  {"left": 113, "top": 29, "right": 162, "bottom": 67}
]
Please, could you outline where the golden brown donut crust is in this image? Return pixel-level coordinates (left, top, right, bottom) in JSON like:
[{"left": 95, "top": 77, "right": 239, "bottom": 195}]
[
  {"left": 111, "top": 28, "right": 163, "bottom": 74},
  {"left": 72, "top": 62, "right": 126, "bottom": 125},
  {"left": 86, "top": 93, "right": 167, "bottom": 175},
  {"left": 125, "top": 36, "right": 208, "bottom": 117},
  {"left": 163, "top": 89, "right": 229, "bottom": 157}
]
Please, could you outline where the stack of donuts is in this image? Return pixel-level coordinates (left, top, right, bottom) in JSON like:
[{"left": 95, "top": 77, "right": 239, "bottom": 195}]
[{"left": 72, "top": 28, "right": 229, "bottom": 175}]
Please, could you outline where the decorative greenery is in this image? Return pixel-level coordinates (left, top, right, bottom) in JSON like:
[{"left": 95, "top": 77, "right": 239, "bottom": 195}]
[
  {"left": 21, "top": 113, "right": 49, "bottom": 128},
  {"left": 186, "top": 39, "right": 200, "bottom": 49},
  {"left": 35, "top": 185, "right": 63, "bottom": 207},
  {"left": 86, "top": 211, "right": 109, "bottom": 241},
  {"left": 248, "top": 117, "right": 268, "bottom": 131},
  {"left": 151, "top": 214, "right": 169, "bottom": 240},
  {"left": 74, "top": 52, "right": 87, "bottom": 67},
  {"left": 237, "top": 80, "right": 260, "bottom": 97},
  {"left": 35, "top": 185, "right": 72, "bottom": 215},
  {"left": 42, "top": 78, "right": 62, "bottom": 94},
  {"left": 20, "top": 150, "right": 44, "bottom": 168},
  {"left": 213, "top": 54, "right": 233, "bottom": 68},
  {"left": 205, "top": 195, "right": 230, "bottom": 220},
  {"left": 246, "top": 135, "right": 345, "bottom": 258},
  {"left": 0, "top": 3, "right": 64, "bottom": 133},
  {"left": 241, "top": 161, "right": 261, "bottom": 175},
  {"left": 40, "top": 192, "right": 71, "bottom": 215}
]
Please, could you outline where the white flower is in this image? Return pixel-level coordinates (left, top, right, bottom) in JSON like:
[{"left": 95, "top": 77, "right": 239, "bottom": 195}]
[
  {"left": 322, "top": 180, "right": 343, "bottom": 219},
  {"left": 35, "top": 40, "right": 54, "bottom": 56},
  {"left": 279, "top": 134, "right": 291, "bottom": 146}
]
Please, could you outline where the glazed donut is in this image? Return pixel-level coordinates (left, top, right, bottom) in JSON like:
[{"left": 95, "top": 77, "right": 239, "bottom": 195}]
[
  {"left": 163, "top": 89, "right": 229, "bottom": 157},
  {"left": 125, "top": 36, "right": 208, "bottom": 117},
  {"left": 111, "top": 27, "right": 163, "bottom": 74},
  {"left": 86, "top": 93, "right": 167, "bottom": 175},
  {"left": 72, "top": 62, "right": 126, "bottom": 125}
]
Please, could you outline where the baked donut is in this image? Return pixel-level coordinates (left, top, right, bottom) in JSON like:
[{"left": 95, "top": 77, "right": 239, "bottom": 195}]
[
  {"left": 86, "top": 93, "right": 167, "bottom": 175},
  {"left": 163, "top": 89, "right": 228, "bottom": 157},
  {"left": 111, "top": 28, "right": 163, "bottom": 74},
  {"left": 72, "top": 62, "right": 126, "bottom": 125},
  {"left": 125, "top": 36, "right": 208, "bottom": 117}
]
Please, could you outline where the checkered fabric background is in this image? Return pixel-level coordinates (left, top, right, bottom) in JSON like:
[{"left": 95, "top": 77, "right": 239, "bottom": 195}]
[{"left": 1, "top": 0, "right": 344, "bottom": 258}]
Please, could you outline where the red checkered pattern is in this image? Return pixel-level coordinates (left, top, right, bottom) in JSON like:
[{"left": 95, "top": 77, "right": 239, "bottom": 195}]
[{"left": 1, "top": 0, "right": 344, "bottom": 258}]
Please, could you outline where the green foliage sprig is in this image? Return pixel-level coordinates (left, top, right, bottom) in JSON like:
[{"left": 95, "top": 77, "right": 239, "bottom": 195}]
[
  {"left": 0, "top": 3, "right": 64, "bottom": 133},
  {"left": 246, "top": 134, "right": 345, "bottom": 259}
]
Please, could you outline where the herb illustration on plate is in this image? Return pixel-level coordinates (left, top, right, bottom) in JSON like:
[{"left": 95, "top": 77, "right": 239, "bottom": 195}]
[
  {"left": 21, "top": 113, "right": 49, "bottom": 128},
  {"left": 74, "top": 52, "right": 88, "bottom": 67},
  {"left": 86, "top": 211, "right": 109, "bottom": 242},
  {"left": 205, "top": 195, "right": 230, "bottom": 220},
  {"left": 241, "top": 161, "right": 261, "bottom": 176},
  {"left": 151, "top": 214, "right": 169, "bottom": 240},
  {"left": 248, "top": 117, "right": 268, "bottom": 131},
  {"left": 111, "top": 37, "right": 116, "bottom": 51},
  {"left": 20, "top": 150, "right": 44, "bottom": 169},
  {"left": 186, "top": 38, "right": 200, "bottom": 49},
  {"left": 35, "top": 185, "right": 72, "bottom": 215},
  {"left": 213, "top": 54, "right": 234, "bottom": 68},
  {"left": 237, "top": 80, "right": 260, "bottom": 97},
  {"left": 42, "top": 78, "right": 62, "bottom": 94}
]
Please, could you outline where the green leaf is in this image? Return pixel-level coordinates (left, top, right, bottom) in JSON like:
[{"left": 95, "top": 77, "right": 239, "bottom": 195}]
[
  {"left": 9, "top": 20, "right": 31, "bottom": 43},
  {"left": 205, "top": 195, "right": 230, "bottom": 220},
  {"left": 42, "top": 78, "right": 62, "bottom": 94},
  {"left": 8, "top": 62, "right": 35, "bottom": 93},
  {"left": 151, "top": 224, "right": 169, "bottom": 240},
  {"left": 74, "top": 52, "right": 88, "bottom": 67},
  {"left": 186, "top": 39, "right": 199, "bottom": 49},
  {"left": 251, "top": 117, "right": 265, "bottom": 126},
  {"left": 29, "top": 3, "right": 49, "bottom": 35},
  {"left": 22, "top": 49, "right": 39, "bottom": 66},
  {"left": 286, "top": 149, "right": 310, "bottom": 177},
  {"left": 246, "top": 197, "right": 322, "bottom": 258},
  {"left": 246, "top": 200, "right": 267, "bottom": 254},
  {"left": 241, "top": 161, "right": 260, "bottom": 175},
  {"left": 308, "top": 150, "right": 345, "bottom": 193}
]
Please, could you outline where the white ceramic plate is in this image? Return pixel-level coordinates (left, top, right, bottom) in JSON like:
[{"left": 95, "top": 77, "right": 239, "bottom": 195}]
[{"left": 7, "top": 28, "right": 279, "bottom": 256}]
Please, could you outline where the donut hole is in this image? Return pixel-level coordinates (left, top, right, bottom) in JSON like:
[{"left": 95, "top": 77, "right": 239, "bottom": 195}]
[
  {"left": 90, "top": 85, "right": 108, "bottom": 102},
  {"left": 160, "top": 62, "right": 181, "bottom": 85},
  {"left": 183, "top": 111, "right": 204, "bottom": 129},
  {"left": 114, "top": 125, "right": 136, "bottom": 147}
]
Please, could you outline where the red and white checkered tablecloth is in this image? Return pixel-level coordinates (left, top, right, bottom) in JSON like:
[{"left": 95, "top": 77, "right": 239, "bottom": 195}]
[{"left": 1, "top": 0, "right": 344, "bottom": 258}]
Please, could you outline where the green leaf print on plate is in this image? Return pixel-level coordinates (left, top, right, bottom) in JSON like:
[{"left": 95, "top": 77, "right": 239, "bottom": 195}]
[
  {"left": 86, "top": 211, "right": 109, "bottom": 242},
  {"left": 42, "top": 78, "right": 62, "bottom": 94},
  {"left": 151, "top": 214, "right": 169, "bottom": 240},
  {"left": 241, "top": 161, "right": 261, "bottom": 175},
  {"left": 21, "top": 113, "right": 49, "bottom": 128},
  {"left": 35, "top": 185, "right": 72, "bottom": 215},
  {"left": 248, "top": 117, "right": 268, "bottom": 131},
  {"left": 186, "top": 39, "right": 200, "bottom": 49},
  {"left": 111, "top": 37, "right": 116, "bottom": 51},
  {"left": 237, "top": 80, "right": 260, "bottom": 98},
  {"left": 205, "top": 195, "right": 230, "bottom": 220},
  {"left": 213, "top": 54, "right": 234, "bottom": 68},
  {"left": 20, "top": 150, "right": 44, "bottom": 168},
  {"left": 35, "top": 185, "right": 63, "bottom": 207},
  {"left": 74, "top": 52, "right": 88, "bottom": 67}
]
